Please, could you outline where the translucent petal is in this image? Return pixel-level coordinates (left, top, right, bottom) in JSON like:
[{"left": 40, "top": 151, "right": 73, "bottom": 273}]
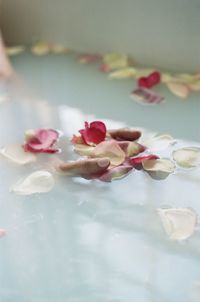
[
  {"left": 144, "top": 134, "right": 176, "bottom": 151},
  {"left": 99, "top": 164, "right": 133, "bottom": 182},
  {"left": 173, "top": 147, "right": 200, "bottom": 168},
  {"left": 6, "top": 46, "right": 25, "bottom": 56},
  {"left": 0, "top": 144, "right": 36, "bottom": 164},
  {"left": 91, "top": 141, "right": 125, "bottom": 166},
  {"left": 10, "top": 171, "right": 55, "bottom": 195},
  {"left": 31, "top": 42, "right": 50, "bottom": 55},
  {"left": 131, "top": 88, "right": 164, "bottom": 105},
  {"left": 73, "top": 143, "right": 95, "bottom": 156},
  {"left": 109, "top": 68, "right": 136, "bottom": 79},
  {"left": 103, "top": 53, "right": 128, "bottom": 70},
  {"left": 166, "top": 82, "right": 190, "bottom": 98},
  {"left": 158, "top": 208, "right": 197, "bottom": 240},
  {"left": 142, "top": 158, "right": 175, "bottom": 173}
]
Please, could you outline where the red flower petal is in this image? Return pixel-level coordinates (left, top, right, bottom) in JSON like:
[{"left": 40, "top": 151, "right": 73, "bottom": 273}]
[
  {"left": 79, "top": 121, "right": 106, "bottom": 146},
  {"left": 138, "top": 71, "right": 161, "bottom": 89},
  {"left": 23, "top": 129, "right": 59, "bottom": 153},
  {"left": 100, "top": 63, "right": 110, "bottom": 73},
  {"left": 129, "top": 154, "right": 159, "bottom": 169}
]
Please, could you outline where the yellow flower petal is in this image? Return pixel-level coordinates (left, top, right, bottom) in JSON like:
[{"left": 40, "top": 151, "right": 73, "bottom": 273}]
[
  {"left": 166, "top": 82, "right": 190, "bottom": 98},
  {"left": 173, "top": 147, "right": 200, "bottom": 168},
  {"left": 6, "top": 46, "right": 25, "bottom": 56},
  {"left": 31, "top": 42, "right": 50, "bottom": 55},
  {"left": 103, "top": 53, "right": 128, "bottom": 70},
  {"left": 109, "top": 68, "right": 136, "bottom": 79}
]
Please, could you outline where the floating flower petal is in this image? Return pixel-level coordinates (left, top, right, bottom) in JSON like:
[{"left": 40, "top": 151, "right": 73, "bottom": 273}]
[
  {"left": 31, "top": 42, "right": 50, "bottom": 55},
  {"left": 6, "top": 46, "right": 25, "bottom": 56},
  {"left": 117, "top": 141, "right": 146, "bottom": 157},
  {"left": 129, "top": 155, "right": 159, "bottom": 168},
  {"left": 102, "top": 53, "right": 128, "bottom": 70},
  {"left": 109, "top": 68, "right": 136, "bottom": 79},
  {"left": 138, "top": 71, "right": 161, "bottom": 89},
  {"left": 166, "top": 82, "right": 190, "bottom": 98},
  {"left": 79, "top": 121, "right": 106, "bottom": 146},
  {"left": 50, "top": 43, "right": 69, "bottom": 54},
  {"left": 144, "top": 134, "right": 176, "bottom": 152},
  {"left": 10, "top": 171, "right": 55, "bottom": 195},
  {"left": 91, "top": 140, "right": 126, "bottom": 166},
  {"left": 143, "top": 158, "right": 175, "bottom": 179},
  {"left": 0, "top": 229, "right": 6, "bottom": 238},
  {"left": 173, "top": 147, "right": 200, "bottom": 168},
  {"left": 0, "top": 144, "right": 37, "bottom": 164},
  {"left": 73, "top": 143, "right": 95, "bottom": 156},
  {"left": 98, "top": 164, "right": 133, "bottom": 182},
  {"left": 158, "top": 208, "right": 197, "bottom": 240},
  {"left": 78, "top": 53, "right": 101, "bottom": 64},
  {"left": 23, "top": 128, "right": 59, "bottom": 153},
  {"left": 131, "top": 88, "right": 165, "bottom": 105}
]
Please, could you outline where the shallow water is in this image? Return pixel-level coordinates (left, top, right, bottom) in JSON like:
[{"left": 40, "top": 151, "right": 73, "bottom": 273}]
[{"left": 0, "top": 54, "right": 200, "bottom": 302}]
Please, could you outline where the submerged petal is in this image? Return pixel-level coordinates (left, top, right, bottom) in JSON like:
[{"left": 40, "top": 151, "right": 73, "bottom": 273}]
[
  {"left": 0, "top": 144, "right": 36, "bottom": 164},
  {"left": 91, "top": 140, "right": 126, "bottom": 166},
  {"left": 173, "top": 147, "right": 200, "bottom": 168},
  {"left": 144, "top": 134, "right": 176, "bottom": 151},
  {"left": 10, "top": 171, "right": 55, "bottom": 195},
  {"left": 158, "top": 208, "right": 197, "bottom": 240}
]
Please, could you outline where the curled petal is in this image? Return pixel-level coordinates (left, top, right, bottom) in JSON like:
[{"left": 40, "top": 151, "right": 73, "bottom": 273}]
[
  {"left": 0, "top": 144, "right": 36, "bottom": 164},
  {"left": 109, "top": 68, "right": 136, "bottom": 79},
  {"left": 98, "top": 164, "right": 133, "bottom": 182},
  {"left": 144, "top": 134, "right": 176, "bottom": 152},
  {"left": 23, "top": 128, "right": 59, "bottom": 153},
  {"left": 10, "top": 171, "right": 55, "bottom": 195},
  {"left": 143, "top": 158, "right": 176, "bottom": 179},
  {"left": 173, "top": 147, "right": 200, "bottom": 168},
  {"left": 108, "top": 128, "right": 141, "bottom": 141},
  {"left": 117, "top": 141, "right": 146, "bottom": 157},
  {"left": 129, "top": 155, "right": 159, "bottom": 168},
  {"left": 138, "top": 71, "right": 161, "bottom": 89},
  {"left": 158, "top": 208, "right": 197, "bottom": 240},
  {"left": 102, "top": 53, "right": 128, "bottom": 70},
  {"left": 91, "top": 140, "right": 126, "bottom": 166},
  {"left": 79, "top": 121, "right": 106, "bottom": 146},
  {"left": 166, "top": 82, "right": 190, "bottom": 98},
  {"left": 131, "top": 88, "right": 164, "bottom": 105}
]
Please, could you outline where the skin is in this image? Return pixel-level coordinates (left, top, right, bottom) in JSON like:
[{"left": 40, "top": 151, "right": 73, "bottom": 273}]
[{"left": 58, "top": 128, "right": 141, "bottom": 177}]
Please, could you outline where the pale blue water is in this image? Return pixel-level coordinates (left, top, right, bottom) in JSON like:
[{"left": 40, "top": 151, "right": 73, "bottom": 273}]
[{"left": 0, "top": 53, "right": 199, "bottom": 302}]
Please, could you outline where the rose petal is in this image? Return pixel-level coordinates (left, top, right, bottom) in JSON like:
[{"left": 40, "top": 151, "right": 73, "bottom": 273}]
[
  {"left": 131, "top": 88, "right": 165, "bottom": 105},
  {"left": 142, "top": 158, "right": 175, "bottom": 173},
  {"left": 134, "top": 68, "right": 155, "bottom": 78},
  {"left": 117, "top": 141, "right": 146, "bottom": 157},
  {"left": 73, "top": 143, "right": 95, "bottom": 156},
  {"left": 166, "top": 82, "right": 190, "bottom": 98},
  {"left": 158, "top": 208, "right": 197, "bottom": 240},
  {"left": 143, "top": 134, "right": 176, "bottom": 152},
  {"left": 173, "top": 147, "right": 200, "bottom": 168},
  {"left": 98, "top": 164, "right": 133, "bottom": 182},
  {"left": 91, "top": 140, "right": 126, "bottom": 166},
  {"left": 31, "top": 42, "right": 50, "bottom": 55},
  {"left": 6, "top": 46, "right": 25, "bottom": 56},
  {"left": 79, "top": 121, "right": 106, "bottom": 146},
  {"left": 23, "top": 129, "right": 59, "bottom": 153},
  {"left": 109, "top": 68, "right": 136, "bottom": 79},
  {"left": 129, "top": 155, "right": 159, "bottom": 168},
  {"left": 102, "top": 53, "right": 128, "bottom": 70},
  {"left": 0, "top": 144, "right": 37, "bottom": 164},
  {"left": 0, "top": 229, "right": 6, "bottom": 238},
  {"left": 188, "top": 80, "right": 200, "bottom": 92},
  {"left": 78, "top": 54, "right": 101, "bottom": 64},
  {"left": 138, "top": 71, "right": 161, "bottom": 89},
  {"left": 50, "top": 43, "right": 69, "bottom": 54},
  {"left": 10, "top": 171, "right": 55, "bottom": 195}
]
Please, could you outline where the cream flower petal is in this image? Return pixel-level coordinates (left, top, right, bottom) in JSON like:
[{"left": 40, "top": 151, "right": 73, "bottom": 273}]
[
  {"left": 109, "top": 68, "right": 136, "bottom": 79},
  {"left": 142, "top": 158, "right": 175, "bottom": 173},
  {"left": 73, "top": 143, "right": 95, "bottom": 156},
  {"left": 31, "top": 42, "right": 50, "bottom": 55},
  {"left": 166, "top": 82, "right": 190, "bottom": 98},
  {"left": 6, "top": 45, "right": 25, "bottom": 56},
  {"left": 0, "top": 144, "right": 36, "bottom": 165},
  {"left": 91, "top": 140, "right": 125, "bottom": 166},
  {"left": 10, "top": 171, "right": 55, "bottom": 195},
  {"left": 173, "top": 147, "right": 200, "bottom": 168},
  {"left": 158, "top": 208, "right": 197, "bottom": 240},
  {"left": 103, "top": 53, "right": 128, "bottom": 70},
  {"left": 144, "top": 134, "right": 176, "bottom": 152}
]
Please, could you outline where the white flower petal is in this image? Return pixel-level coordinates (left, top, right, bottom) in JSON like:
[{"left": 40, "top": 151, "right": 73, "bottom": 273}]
[
  {"left": 142, "top": 158, "right": 175, "bottom": 173},
  {"left": 144, "top": 134, "right": 176, "bottom": 152},
  {"left": 10, "top": 171, "right": 55, "bottom": 195},
  {"left": 173, "top": 147, "right": 200, "bottom": 168},
  {"left": 0, "top": 144, "right": 36, "bottom": 165},
  {"left": 158, "top": 208, "right": 198, "bottom": 240},
  {"left": 6, "top": 46, "right": 25, "bottom": 56}
]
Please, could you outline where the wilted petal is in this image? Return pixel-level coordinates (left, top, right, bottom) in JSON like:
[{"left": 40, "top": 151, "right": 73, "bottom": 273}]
[
  {"left": 10, "top": 171, "right": 55, "bottom": 195},
  {"left": 166, "top": 82, "right": 190, "bottom": 98},
  {"left": 109, "top": 68, "right": 136, "bottom": 79},
  {"left": 158, "top": 208, "right": 197, "bottom": 240},
  {"left": 173, "top": 147, "right": 200, "bottom": 168},
  {"left": 144, "top": 134, "right": 176, "bottom": 151},
  {"left": 99, "top": 164, "right": 133, "bottom": 182},
  {"left": 91, "top": 140, "right": 126, "bottom": 166},
  {"left": 143, "top": 158, "right": 175, "bottom": 179},
  {"left": 6, "top": 46, "right": 25, "bottom": 56},
  {"left": 73, "top": 143, "right": 95, "bottom": 156},
  {"left": 103, "top": 53, "right": 128, "bottom": 70},
  {"left": 31, "top": 42, "right": 50, "bottom": 55},
  {"left": 131, "top": 88, "right": 164, "bottom": 105},
  {"left": 0, "top": 144, "right": 36, "bottom": 164}
]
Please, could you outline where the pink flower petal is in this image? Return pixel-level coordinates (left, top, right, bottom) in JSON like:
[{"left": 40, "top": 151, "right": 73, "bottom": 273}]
[
  {"left": 131, "top": 88, "right": 165, "bottom": 105},
  {"left": 79, "top": 121, "right": 106, "bottom": 146},
  {"left": 91, "top": 140, "right": 126, "bottom": 166},
  {"left": 129, "top": 155, "right": 159, "bottom": 168},
  {"left": 0, "top": 229, "right": 6, "bottom": 238},
  {"left": 117, "top": 141, "right": 146, "bottom": 157},
  {"left": 138, "top": 71, "right": 161, "bottom": 89},
  {"left": 78, "top": 53, "right": 101, "bottom": 64},
  {"left": 98, "top": 164, "right": 133, "bottom": 182},
  {"left": 23, "top": 128, "right": 59, "bottom": 153}
]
